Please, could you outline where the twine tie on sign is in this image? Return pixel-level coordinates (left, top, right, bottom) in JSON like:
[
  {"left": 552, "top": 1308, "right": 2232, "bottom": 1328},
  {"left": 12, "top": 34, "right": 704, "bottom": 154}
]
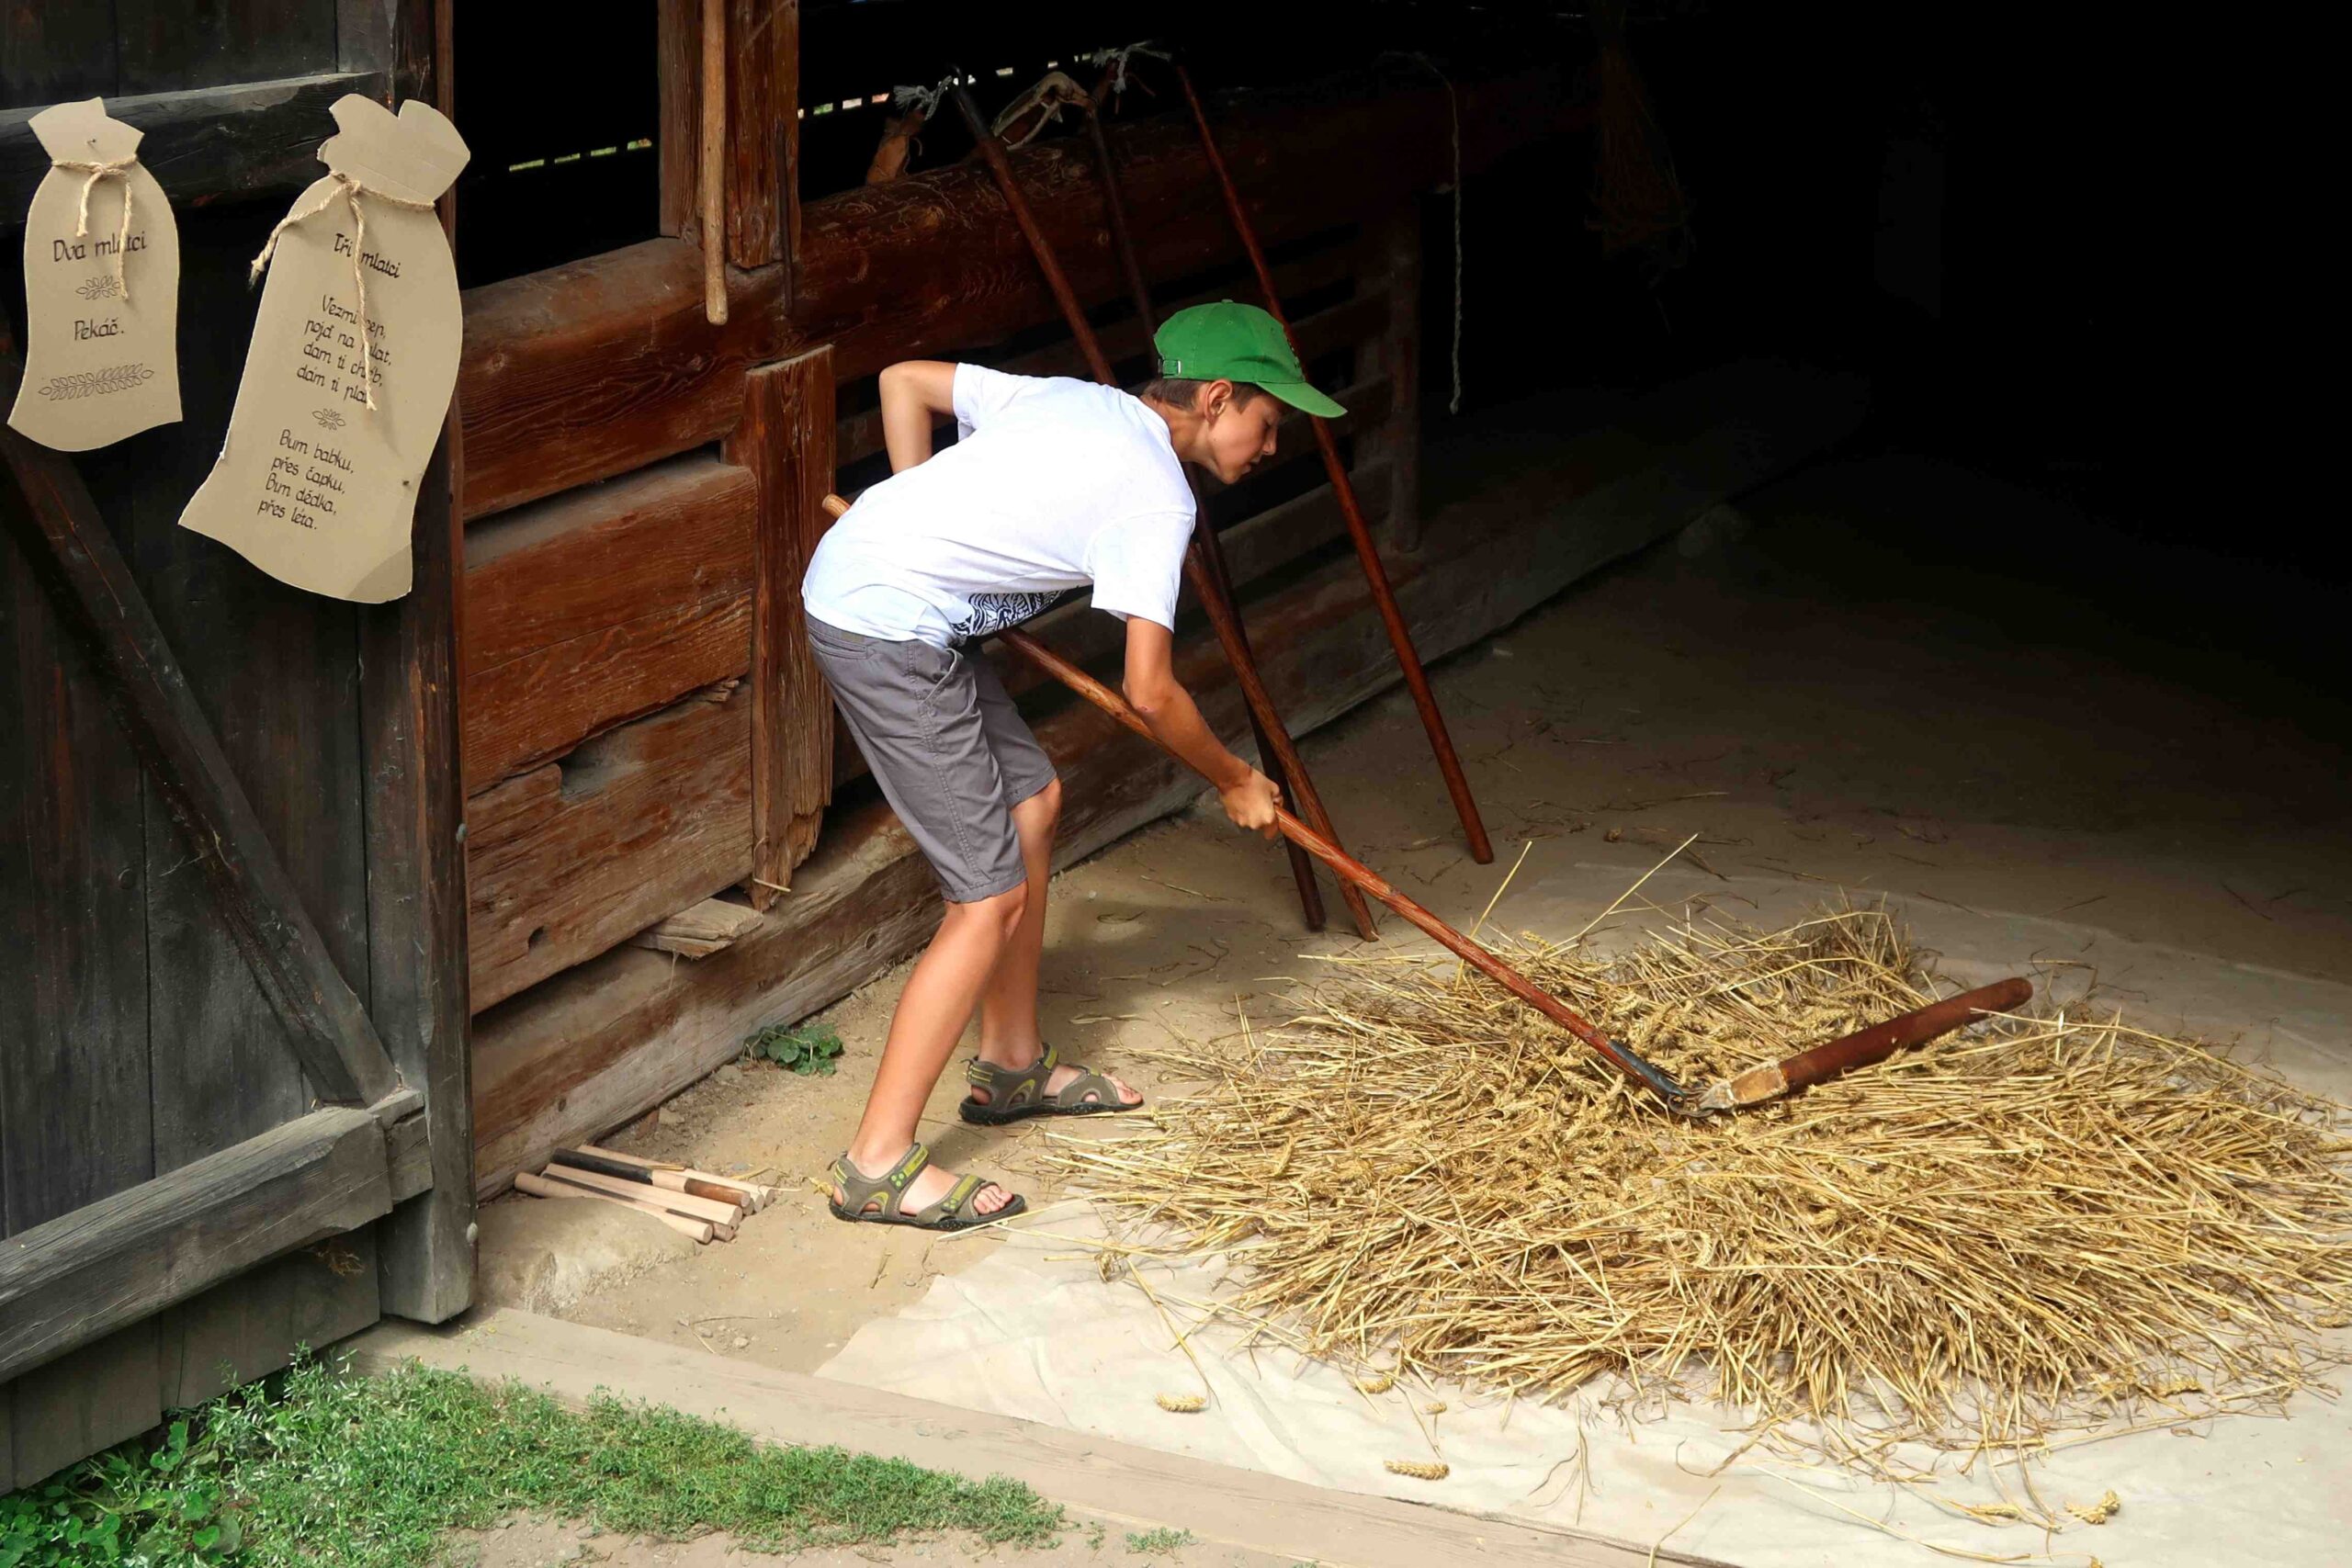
[
  {"left": 53, "top": 154, "right": 140, "bottom": 302},
  {"left": 249, "top": 171, "right": 436, "bottom": 411}
]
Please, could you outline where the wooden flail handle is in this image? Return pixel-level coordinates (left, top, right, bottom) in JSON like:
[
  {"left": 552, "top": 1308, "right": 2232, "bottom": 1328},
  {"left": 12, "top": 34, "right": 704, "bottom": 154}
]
[{"left": 1695, "top": 976, "right": 2034, "bottom": 1113}]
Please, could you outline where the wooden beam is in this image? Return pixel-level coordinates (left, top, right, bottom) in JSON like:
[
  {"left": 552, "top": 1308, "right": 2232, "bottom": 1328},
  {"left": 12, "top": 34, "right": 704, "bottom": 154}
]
[
  {"left": 725, "top": 0, "right": 786, "bottom": 269},
  {"left": 0, "top": 1107, "right": 393, "bottom": 1385},
  {"left": 724, "top": 347, "right": 832, "bottom": 906},
  {"left": 458, "top": 68, "right": 1585, "bottom": 521},
  {"left": 468, "top": 361, "right": 1870, "bottom": 1189},
  {"left": 459, "top": 455, "right": 758, "bottom": 791},
  {"left": 630, "top": 897, "right": 763, "bottom": 958},
  {"left": 0, "top": 73, "right": 385, "bottom": 214},
  {"left": 0, "top": 351, "right": 401, "bottom": 1110},
  {"left": 467, "top": 682, "right": 755, "bottom": 1011},
  {"left": 656, "top": 0, "right": 701, "bottom": 237},
  {"left": 463, "top": 457, "right": 756, "bottom": 675}
]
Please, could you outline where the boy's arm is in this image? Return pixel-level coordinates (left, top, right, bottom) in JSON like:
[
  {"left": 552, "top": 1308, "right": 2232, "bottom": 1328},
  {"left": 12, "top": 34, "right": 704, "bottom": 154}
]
[
  {"left": 1121, "top": 618, "right": 1283, "bottom": 838},
  {"left": 877, "top": 361, "right": 959, "bottom": 472}
]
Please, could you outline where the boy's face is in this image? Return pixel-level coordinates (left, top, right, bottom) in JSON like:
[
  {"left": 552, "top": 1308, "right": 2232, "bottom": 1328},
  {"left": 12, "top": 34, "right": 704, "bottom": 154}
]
[{"left": 1197, "top": 383, "right": 1283, "bottom": 485}]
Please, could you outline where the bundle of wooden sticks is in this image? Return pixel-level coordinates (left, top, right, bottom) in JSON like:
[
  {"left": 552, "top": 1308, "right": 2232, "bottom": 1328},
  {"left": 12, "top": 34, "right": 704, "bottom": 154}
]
[{"left": 514, "top": 1146, "right": 777, "bottom": 1243}]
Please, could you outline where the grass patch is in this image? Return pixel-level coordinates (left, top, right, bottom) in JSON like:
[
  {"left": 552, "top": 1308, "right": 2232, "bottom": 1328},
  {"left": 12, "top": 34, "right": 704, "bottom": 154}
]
[
  {"left": 1, "top": 1355, "right": 1061, "bottom": 1568},
  {"left": 1125, "top": 1527, "right": 1197, "bottom": 1554},
  {"left": 744, "top": 1021, "right": 844, "bottom": 1076}
]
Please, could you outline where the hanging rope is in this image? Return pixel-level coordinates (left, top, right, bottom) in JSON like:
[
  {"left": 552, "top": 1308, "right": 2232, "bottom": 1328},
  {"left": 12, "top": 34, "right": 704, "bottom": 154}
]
[
  {"left": 52, "top": 155, "right": 140, "bottom": 302},
  {"left": 250, "top": 173, "right": 436, "bottom": 411}
]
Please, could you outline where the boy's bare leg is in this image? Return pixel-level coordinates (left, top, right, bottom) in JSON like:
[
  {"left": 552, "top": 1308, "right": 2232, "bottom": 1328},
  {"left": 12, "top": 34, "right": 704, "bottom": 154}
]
[
  {"left": 973, "top": 778, "right": 1140, "bottom": 1107},
  {"left": 838, "top": 884, "right": 1026, "bottom": 1216}
]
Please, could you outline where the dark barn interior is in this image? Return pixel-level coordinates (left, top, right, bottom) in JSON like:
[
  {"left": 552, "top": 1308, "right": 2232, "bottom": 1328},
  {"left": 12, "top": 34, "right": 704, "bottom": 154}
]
[{"left": 3, "top": 3, "right": 2345, "bottom": 1561}]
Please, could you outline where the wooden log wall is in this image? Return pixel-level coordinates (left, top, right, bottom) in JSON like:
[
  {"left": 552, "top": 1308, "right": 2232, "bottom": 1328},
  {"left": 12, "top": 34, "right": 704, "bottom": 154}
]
[{"left": 457, "top": 66, "right": 1578, "bottom": 1016}]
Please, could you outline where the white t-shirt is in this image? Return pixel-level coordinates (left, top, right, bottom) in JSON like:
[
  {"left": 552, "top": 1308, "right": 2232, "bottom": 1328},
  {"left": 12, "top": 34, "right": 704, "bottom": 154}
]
[{"left": 801, "top": 365, "right": 1196, "bottom": 647}]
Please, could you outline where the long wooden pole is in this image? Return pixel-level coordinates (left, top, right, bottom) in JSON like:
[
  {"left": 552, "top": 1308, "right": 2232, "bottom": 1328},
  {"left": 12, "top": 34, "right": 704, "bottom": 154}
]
[
  {"left": 819, "top": 492, "right": 1679, "bottom": 1100},
  {"left": 948, "top": 82, "right": 1377, "bottom": 938},
  {"left": 1171, "top": 62, "right": 1492, "bottom": 864},
  {"left": 1078, "top": 75, "right": 1328, "bottom": 936},
  {"left": 698, "top": 0, "right": 728, "bottom": 325}
]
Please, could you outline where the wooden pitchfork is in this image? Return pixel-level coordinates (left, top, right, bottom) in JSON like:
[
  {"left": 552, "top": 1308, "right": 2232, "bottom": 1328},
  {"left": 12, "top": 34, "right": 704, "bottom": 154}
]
[
  {"left": 818, "top": 492, "right": 2030, "bottom": 1113},
  {"left": 946, "top": 78, "right": 1377, "bottom": 941},
  {"left": 1165, "top": 57, "right": 1494, "bottom": 866}
]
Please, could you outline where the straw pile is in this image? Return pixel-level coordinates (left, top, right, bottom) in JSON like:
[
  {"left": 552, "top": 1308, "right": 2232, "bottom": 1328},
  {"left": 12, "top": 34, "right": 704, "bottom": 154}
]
[{"left": 1053, "top": 907, "right": 2352, "bottom": 1462}]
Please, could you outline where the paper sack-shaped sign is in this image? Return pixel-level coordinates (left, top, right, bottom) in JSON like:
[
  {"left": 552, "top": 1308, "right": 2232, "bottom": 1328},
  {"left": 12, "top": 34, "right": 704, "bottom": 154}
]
[
  {"left": 8, "top": 98, "right": 182, "bottom": 450},
  {"left": 177, "top": 96, "right": 469, "bottom": 604}
]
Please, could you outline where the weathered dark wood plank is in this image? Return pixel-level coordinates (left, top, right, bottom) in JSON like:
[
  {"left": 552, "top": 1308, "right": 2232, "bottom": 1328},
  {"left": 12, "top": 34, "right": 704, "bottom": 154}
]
[
  {"left": 156, "top": 1236, "right": 379, "bottom": 1409},
  {"left": 122, "top": 209, "right": 367, "bottom": 1175},
  {"left": 0, "top": 1105, "right": 393, "bottom": 1384},
  {"left": 1, "top": 350, "right": 401, "bottom": 1110},
  {"left": 6, "top": 1329, "right": 157, "bottom": 1492},
  {"left": 458, "top": 68, "right": 1584, "bottom": 520},
  {"left": 725, "top": 345, "right": 831, "bottom": 905},
  {"left": 0, "top": 491, "right": 153, "bottom": 1235},
  {"left": 1, "top": 72, "right": 382, "bottom": 214},
  {"left": 467, "top": 682, "right": 754, "bottom": 1011},
  {"left": 0, "top": 4, "right": 119, "bottom": 108},
  {"left": 114, "top": 0, "right": 337, "bottom": 96},
  {"left": 724, "top": 0, "right": 784, "bottom": 269}
]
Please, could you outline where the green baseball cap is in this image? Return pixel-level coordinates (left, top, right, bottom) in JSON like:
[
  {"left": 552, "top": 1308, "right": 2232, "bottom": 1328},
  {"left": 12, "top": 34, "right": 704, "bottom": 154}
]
[{"left": 1153, "top": 300, "right": 1347, "bottom": 418}]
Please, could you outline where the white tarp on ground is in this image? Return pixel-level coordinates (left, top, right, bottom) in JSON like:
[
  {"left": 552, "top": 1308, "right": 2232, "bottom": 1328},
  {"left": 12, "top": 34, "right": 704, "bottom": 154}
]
[{"left": 820, "top": 878, "right": 2352, "bottom": 1567}]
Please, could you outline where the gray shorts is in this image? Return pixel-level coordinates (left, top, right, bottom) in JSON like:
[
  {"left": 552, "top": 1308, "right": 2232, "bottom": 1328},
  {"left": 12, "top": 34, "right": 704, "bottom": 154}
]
[{"left": 807, "top": 617, "right": 1057, "bottom": 903}]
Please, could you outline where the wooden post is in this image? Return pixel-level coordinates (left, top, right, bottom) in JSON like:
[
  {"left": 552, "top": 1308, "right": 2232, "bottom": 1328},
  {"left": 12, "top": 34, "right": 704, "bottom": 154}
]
[
  {"left": 657, "top": 0, "right": 701, "bottom": 238},
  {"left": 699, "top": 0, "right": 728, "bottom": 325},
  {"left": 1373, "top": 208, "right": 1424, "bottom": 551},
  {"left": 725, "top": 0, "right": 789, "bottom": 270},
  {"left": 725, "top": 346, "right": 835, "bottom": 907},
  {"left": 368, "top": 0, "right": 474, "bottom": 1325},
  {"left": 775, "top": 0, "right": 800, "bottom": 305}
]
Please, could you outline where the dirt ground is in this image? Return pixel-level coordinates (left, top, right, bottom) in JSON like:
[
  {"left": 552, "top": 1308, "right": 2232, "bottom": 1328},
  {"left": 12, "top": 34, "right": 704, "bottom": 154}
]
[{"left": 469, "top": 440, "right": 2351, "bottom": 1562}]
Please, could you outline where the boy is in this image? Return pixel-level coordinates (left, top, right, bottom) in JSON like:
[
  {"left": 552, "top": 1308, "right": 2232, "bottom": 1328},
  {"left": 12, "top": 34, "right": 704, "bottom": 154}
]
[{"left": 803, "top": 301, "right": 1347, "bottom": 1231}]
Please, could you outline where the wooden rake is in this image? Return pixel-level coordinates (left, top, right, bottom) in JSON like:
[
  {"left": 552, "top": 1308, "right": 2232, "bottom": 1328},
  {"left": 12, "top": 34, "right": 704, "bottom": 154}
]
[
  {"left": 818, "top": 493, "right": 2028, "bottom": 1113},
  {"left": 946, "top": 77, "right": 1378, "bottom": 941}
]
